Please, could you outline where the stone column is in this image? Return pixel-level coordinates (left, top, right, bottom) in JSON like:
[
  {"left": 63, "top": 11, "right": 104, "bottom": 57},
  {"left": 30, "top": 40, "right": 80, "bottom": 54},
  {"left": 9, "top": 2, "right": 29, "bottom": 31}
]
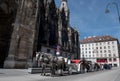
[
  {"left": 4, "top": 0, "right": 38, "bottom": 68},
  {"left": 58, "top": 15, "right": 62, "bottom": 46}
]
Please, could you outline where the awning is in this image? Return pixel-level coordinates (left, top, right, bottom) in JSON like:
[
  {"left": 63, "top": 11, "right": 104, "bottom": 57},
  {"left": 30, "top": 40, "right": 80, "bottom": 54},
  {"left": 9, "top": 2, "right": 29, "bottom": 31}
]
[{"left": 97, "top": 59, "right": 107, "bottom": 63}]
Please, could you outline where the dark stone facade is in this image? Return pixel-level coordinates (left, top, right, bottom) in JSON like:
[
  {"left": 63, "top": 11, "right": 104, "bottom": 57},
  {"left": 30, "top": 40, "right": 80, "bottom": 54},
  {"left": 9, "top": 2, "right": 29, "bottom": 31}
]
[
  {"left": 4, "top": 0, "right": 38, "bottom": 68},
  {"left": 0, "top": 0, "right": 17, "bottom": 68},
  {"left": 0, "top": 0, "right": 80, "bottom": 68}
]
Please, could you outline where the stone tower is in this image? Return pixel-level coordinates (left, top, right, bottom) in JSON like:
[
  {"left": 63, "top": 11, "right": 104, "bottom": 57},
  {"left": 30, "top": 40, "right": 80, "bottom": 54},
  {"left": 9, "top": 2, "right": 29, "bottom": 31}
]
[
  {"left": 4, "top": 0, "right": 39, "bottom": 68},
  {"left": 58, "top": 0, "right": 71, "bottom": 51},
  {"left": 35, "top": 0, "right": 58, "bottom": 55},
  {"left": 60, "top": 0, "right": 69, "bottom": 20}
]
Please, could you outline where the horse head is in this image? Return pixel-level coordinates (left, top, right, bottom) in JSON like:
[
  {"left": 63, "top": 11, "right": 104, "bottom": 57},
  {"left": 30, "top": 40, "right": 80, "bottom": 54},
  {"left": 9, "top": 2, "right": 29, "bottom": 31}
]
[{"left": 35, "top": 52, "right": 40, "bottom": 61}]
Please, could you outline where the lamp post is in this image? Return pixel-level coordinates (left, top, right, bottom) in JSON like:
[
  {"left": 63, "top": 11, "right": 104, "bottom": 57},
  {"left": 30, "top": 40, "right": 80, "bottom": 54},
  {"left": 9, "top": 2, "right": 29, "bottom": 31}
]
[{"left": 105, "top": 2, "right": 120, "bottom": 23}]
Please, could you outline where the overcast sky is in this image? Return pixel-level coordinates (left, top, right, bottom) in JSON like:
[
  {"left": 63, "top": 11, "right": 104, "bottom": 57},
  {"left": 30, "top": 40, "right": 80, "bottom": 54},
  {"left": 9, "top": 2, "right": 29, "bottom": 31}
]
[{"left": 55, "top": 0, "right": 120, "bottom": 41}]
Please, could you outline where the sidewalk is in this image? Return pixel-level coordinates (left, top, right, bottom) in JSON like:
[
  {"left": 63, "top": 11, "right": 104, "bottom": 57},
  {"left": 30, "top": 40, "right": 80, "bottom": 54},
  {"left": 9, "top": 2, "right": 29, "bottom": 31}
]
[{"left": 0, "top": 69, "right": 53, "bottom": 81}]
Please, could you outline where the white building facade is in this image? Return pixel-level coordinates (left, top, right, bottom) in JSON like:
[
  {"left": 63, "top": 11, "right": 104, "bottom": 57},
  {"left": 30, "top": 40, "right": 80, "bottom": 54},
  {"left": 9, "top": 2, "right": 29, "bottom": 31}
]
[{"left": 80, "top": 36, "right": 120, "bottom": 67}]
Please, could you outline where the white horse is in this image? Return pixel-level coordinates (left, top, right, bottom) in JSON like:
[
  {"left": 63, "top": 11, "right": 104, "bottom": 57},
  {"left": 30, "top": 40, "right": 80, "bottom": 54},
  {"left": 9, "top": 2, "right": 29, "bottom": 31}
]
[{"left": 35, "top": 52, "right": 43, "bottom": 67}]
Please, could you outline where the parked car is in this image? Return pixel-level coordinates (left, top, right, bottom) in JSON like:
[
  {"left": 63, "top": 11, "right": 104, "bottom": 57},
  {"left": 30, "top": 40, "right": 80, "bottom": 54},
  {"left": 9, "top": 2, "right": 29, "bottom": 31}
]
[{"left": 103, "top": 64, "right": 112, "bottom": 70}]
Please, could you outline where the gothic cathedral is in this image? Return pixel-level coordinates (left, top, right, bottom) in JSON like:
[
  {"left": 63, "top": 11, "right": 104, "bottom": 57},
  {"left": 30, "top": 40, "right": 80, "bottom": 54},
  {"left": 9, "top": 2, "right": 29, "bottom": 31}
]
[{"left": 0, "top": 0, "right": 80, "bottom": 68}]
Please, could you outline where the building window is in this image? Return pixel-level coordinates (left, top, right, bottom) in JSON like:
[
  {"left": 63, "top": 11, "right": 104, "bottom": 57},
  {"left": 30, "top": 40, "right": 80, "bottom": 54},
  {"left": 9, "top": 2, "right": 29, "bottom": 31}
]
[
  {"left": 92, "top": 43, "right": 94, "bottom": 46},
  {"left": 89, "top": 44, "right": 90, "bottom": 46},
  {"left": 113, "top": 54, "right": 116, "bottom": 57},
  {"left": 112, "top": 41, "right": 114, "bottom": 44},
  {"left": 89, "top": 55, "right": 91, "bottom": 57},
  {"left": 104, "top": 46, "right": 106, "bottom": 49},
  {"left": 62, "top": 3, "right": 64, "bottom": 6},
  {"left": 82, "top": 55, "right": 84, "bottom": 57},
  {"left": 112, "top": 46, "right": 115, "bottom": 49},
  {"left": 109, "top": 58, "right": 112, "bottom": 61},
  {"left": 104, "top": 54, "right": 107, "bottom": 57},
  {"left": 96, "top": 51, "right": 98, "bottom": 53},
  {"left": 109, "top": 54, "right": 111, "bottom": 57},
  {"left": 108, "top": 50, "right": 111, "bottom": 53},
  {"left": 104, "top": 50, "right": 106, "bottom": 53},
  {"left": 113, "top": 58, "right": 117, "bottom": 61},
  {"left": 89, "top": 51, "right": 91, "bottom": 53},
  {"left": 96, "top": 43, "right": 98, "bottom": 46}
]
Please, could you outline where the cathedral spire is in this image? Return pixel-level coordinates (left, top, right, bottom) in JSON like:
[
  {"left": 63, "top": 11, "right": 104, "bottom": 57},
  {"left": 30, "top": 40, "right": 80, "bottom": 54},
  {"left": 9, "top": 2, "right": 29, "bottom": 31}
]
[{"left": 60, "top": 0, "right": 69, "bottom": 17}]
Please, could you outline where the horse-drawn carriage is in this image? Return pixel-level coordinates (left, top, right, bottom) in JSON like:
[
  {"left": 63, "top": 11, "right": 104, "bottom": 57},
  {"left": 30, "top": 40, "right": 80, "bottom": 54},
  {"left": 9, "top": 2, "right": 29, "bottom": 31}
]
[
  {"left": 35, "top": 52, "right": 73, "bottom": 76},
  {"left": 30, "top": 52, "right": 101, "bottom": 76},
  {"left": 70, "top": 59, "right": 101, "bottom": 73}
]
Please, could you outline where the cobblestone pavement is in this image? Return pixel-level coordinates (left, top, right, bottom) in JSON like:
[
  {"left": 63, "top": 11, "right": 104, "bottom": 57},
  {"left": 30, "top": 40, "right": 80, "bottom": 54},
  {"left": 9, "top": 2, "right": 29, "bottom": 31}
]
[
  {"left": 0, "top": 67, "right": 119, "bottom": 81},
  {"left": 0, "top": 69, "right": 53, "bottom": 81}
]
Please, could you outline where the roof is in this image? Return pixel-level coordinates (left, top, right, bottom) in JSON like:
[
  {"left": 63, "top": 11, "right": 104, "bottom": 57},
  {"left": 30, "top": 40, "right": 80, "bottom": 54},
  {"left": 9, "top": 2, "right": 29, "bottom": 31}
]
[{"left": 80, "top": 35, "right": 118, "bottom": 44}]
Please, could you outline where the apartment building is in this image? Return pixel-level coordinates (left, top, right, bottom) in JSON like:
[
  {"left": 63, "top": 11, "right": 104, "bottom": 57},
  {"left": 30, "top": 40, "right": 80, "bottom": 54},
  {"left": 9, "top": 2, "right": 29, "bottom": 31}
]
[{"left": 80, "top": 36, "right": 120, "bottom": 67}]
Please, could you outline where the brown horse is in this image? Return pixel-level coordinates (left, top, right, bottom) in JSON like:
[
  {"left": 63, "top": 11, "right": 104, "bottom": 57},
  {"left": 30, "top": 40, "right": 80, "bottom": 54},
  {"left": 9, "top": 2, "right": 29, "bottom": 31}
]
[{"left": 80, "top": 60, "right": 92, "bottom": 73}]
